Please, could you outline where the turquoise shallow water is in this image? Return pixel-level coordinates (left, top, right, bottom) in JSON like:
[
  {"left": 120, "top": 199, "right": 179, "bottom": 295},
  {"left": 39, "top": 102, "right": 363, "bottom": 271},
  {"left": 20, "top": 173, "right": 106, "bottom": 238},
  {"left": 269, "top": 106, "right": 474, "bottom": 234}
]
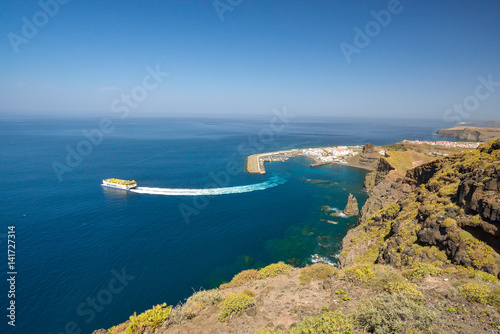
[{"left": 0, "top": 116, "right": 453, "bottom": 333}]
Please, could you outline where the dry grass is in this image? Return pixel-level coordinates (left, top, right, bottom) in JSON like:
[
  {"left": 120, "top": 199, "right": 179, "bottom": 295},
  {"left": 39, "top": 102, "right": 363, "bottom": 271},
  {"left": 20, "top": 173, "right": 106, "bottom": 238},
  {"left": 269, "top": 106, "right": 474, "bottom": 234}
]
[
  {"left": 168, "top": 289, "right": 222, "bottom": 325},
  {"left": 220, "top": 269, "right": 259, "bottom": 289},
  {"left": 299, "top": 263, "right": 338, "bottom": 282}
]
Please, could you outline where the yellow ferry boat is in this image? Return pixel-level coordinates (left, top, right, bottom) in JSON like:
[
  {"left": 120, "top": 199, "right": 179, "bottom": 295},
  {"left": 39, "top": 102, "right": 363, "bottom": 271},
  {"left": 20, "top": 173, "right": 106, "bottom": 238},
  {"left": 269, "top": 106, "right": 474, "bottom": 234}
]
[{"left": 102, "top": 178, "right": 137, "bottom": 190}]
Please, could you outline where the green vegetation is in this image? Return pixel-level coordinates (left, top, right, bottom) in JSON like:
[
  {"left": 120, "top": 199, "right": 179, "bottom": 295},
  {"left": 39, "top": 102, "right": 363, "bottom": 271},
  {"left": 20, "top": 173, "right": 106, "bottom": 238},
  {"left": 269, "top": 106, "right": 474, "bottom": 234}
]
[
  {"left": 465, "top": 238, "right": 496, "bottom": 268},
  {"left": 218, "top": 292, "right": 255, "bottom": 321},
  {"left": 441, "top": 217, "right": 457, "bottom": 228},
  {"left": 126, "top": 303, "right": 172, "bottom": 333},
  {"left": 107, "top": 326, "right": 118, "bottom": 334},
  {"left": 342, "top": 264, "right": 376, "bottom": 283},
  {"left": 356, "top": 292, "right": 436, "bottom": 334},
  {"left": 257, "top": 262, "right": 292, "bottom": 279},
  {"left": 404, "top": 262, "right": 444, "bottom": 280},
  {"left": 242, "top": 289, "right": 255, "bottom": 297},
  {"left": 470, "top": 214, "right": 482, "bottom": 225},
  {"left": 299, "top": 263, "right": 337, "bottom": 282},
  {"left": 385, "top": 282, "right": 423, "bottom": 300},
  {"left": 335, "top": 289, "right": 346, "bottom": 295},
  {"left": 459, "top": 282, "right": 491, "bottom": 304},
  {"left": 220, "top": 269, "right": 258, "bottom": 289}
]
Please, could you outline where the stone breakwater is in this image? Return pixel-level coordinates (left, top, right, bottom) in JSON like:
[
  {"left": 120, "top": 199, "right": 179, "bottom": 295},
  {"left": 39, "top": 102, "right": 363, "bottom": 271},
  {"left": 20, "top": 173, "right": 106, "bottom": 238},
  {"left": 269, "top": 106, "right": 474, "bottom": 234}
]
[{"left": 245, "top": 146, "right": 361, "bottom": 174}]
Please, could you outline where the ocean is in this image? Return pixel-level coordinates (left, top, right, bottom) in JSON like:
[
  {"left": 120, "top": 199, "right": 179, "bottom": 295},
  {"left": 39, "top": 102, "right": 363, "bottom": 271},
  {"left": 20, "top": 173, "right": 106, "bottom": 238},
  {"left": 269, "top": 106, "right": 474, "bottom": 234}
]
[{"left": 0, "top": 115, "right": 454, "bottom": 333}]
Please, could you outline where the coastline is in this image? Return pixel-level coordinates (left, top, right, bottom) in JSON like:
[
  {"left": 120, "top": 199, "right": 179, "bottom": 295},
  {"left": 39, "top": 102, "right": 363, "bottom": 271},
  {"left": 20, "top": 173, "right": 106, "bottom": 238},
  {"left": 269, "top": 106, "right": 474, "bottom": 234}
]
[
  {"left": 94, "top": 138, "right": 500, "bottom": 334},
  {"left": 245, "top": 139, "right": 482, "bottom": 175},
  {"left": 245, "top": 146, "right": 363, "bottom": 174}
]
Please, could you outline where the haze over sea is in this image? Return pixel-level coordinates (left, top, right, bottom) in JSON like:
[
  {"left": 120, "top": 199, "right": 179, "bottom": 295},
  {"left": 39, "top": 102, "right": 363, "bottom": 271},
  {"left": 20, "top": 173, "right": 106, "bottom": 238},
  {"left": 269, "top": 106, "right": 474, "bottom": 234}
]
[{"left": 1, "top": 115, "right": 455, "bottom": 333}]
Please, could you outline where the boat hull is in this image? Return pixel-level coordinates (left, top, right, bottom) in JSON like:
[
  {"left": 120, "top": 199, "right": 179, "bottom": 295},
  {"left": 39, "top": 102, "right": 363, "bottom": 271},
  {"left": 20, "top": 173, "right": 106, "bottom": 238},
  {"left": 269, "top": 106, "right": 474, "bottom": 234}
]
[{"left": 102, "top": 178, "right": 137, "bottom": 190}]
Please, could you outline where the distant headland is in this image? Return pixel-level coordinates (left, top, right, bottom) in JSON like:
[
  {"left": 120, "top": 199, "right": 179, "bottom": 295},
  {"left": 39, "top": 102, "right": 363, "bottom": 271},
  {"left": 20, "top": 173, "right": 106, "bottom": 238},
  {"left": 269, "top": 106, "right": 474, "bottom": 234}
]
[{"left": 437, "top": 121, "right": 500, "bottom": 142}]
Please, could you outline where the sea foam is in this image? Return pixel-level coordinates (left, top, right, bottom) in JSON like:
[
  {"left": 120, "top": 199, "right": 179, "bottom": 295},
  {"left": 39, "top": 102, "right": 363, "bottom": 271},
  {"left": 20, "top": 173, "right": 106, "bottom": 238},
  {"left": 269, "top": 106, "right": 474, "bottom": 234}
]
[{"left": 130, "top": 175, "right": 286, "bottom": 196}]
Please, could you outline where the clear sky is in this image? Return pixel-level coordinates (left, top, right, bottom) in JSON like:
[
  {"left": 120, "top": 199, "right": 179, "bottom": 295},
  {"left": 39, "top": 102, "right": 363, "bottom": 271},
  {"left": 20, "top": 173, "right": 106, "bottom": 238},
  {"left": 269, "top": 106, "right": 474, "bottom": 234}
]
[{"left": 1, "top": 0, "right": 499, "bottom": 121}]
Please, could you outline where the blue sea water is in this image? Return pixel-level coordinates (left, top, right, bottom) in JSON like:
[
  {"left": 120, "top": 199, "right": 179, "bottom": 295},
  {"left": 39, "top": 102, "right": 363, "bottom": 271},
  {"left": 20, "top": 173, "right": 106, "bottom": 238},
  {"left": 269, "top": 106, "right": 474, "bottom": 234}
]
[{"left": 0, "top": 116, "right": 454, "bottom": 333}]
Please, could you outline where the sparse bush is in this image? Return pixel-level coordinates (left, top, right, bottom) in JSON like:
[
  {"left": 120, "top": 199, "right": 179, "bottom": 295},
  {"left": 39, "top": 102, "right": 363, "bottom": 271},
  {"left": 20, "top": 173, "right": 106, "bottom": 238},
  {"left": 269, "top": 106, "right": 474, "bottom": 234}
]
[
  {"left": 356, "top": 292, "right": 436, "bottom": 334},
  {"left": 299, "top": 263, "right": 337, "bottom": 282},
  {"left": 405, "top": 262, "right": 444, "bottom": 280},
  {"left": 465, "top": 238, "right": 496, "bottom": 268},
  {"left": 385, "top": 282, "right": 423, "bottom": 300},
  {"left": 126, "top": 303, "right": 172, "bottom": 333},
  {"left": 242, "top": 289, "right": 255, "bottom": 297},
  {"left": 218, "top": 292, "right": 254, "bottom": 321},
  {"left": 442, "top": 218, "right": 457, "bottom": 228},
  {"left": 459, "top": 282, "right": 491, "bottom": 304},
  {"left": 470, "top": 215, "right": 482, "bottom": 225},
  {"left": 220, "top": 269, "right": 258, "bottom": 289},
  {"left": 107, "top": 326, "right": 118, "bottom": 334},
  {"left": 257, "top": 262, "right": 292, "bottom": 279},
  {"left": 290, "top": 311, "right": 353, "bottom": 334},
  {"left": 342, "top": 264, "right": 375, "bottom": 283},
  {"left": 335, "top": 289, "right": 346, "bottom": 295}
]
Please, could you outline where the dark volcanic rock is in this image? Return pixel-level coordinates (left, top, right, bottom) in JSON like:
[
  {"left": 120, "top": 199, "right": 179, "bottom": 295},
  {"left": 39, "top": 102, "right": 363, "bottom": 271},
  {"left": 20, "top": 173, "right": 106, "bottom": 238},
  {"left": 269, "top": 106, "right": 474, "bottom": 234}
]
[{"left": 457, "top": 168, "right": 500, "bottom": 223}]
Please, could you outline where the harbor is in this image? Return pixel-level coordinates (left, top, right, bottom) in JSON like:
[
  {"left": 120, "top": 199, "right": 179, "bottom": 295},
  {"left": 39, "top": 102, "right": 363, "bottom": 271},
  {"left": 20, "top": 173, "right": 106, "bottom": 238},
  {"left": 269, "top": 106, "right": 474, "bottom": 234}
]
[{"left": 246, "top": 146, "right": 361, "bottom": 174}]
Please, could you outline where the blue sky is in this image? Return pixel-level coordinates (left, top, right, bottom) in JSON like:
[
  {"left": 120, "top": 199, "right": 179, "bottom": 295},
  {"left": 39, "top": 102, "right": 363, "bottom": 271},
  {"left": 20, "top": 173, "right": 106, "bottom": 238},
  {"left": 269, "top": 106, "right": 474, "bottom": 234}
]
[{"left": 1, "top": 0, "right": 499, "bottom": 120}]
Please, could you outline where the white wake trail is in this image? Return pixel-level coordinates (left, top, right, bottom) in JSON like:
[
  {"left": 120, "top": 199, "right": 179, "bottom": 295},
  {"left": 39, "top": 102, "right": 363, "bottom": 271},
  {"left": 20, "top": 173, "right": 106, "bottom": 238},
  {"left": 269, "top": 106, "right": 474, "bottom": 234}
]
[{"left": 130, "top": 176, "right": 286, "bottom": 196}]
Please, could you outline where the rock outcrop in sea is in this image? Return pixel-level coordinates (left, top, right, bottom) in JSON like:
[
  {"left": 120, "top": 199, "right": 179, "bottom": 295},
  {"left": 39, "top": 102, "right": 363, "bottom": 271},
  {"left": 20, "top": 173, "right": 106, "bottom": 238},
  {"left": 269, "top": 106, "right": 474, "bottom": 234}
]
[{"left": 342, "top": 193, "right": 359, "bottom": 216}]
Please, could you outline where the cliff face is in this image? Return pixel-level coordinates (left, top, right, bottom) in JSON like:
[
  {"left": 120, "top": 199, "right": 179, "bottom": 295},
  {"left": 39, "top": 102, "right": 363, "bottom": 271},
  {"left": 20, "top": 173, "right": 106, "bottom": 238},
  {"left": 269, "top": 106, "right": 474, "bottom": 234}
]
[{"left": 339, "top": 139, "right": 500, "bottom": 277}]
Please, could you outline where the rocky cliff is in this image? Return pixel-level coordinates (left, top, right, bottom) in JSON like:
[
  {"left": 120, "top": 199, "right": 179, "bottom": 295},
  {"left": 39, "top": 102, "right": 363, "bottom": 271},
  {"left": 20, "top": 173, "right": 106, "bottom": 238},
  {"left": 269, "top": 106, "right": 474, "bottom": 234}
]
[{"left": 340, "top": 139, "right": 500, "bottom": 277}]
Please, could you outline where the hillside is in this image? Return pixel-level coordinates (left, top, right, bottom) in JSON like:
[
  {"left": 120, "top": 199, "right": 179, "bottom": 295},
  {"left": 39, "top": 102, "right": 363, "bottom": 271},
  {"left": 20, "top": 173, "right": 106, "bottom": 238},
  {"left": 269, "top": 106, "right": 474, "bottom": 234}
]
[
  {"left": 340, "top": 139, "right": 500, "bottom": 274},
  {"left": 94, "top": 139, "right": 500, "bottom": 334}
]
